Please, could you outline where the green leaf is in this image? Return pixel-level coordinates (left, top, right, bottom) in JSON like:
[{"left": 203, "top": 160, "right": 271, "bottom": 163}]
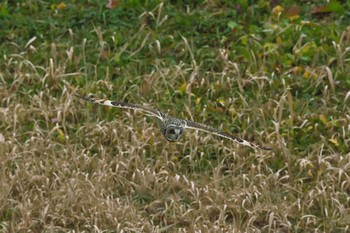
[
  {"left": 328, "top": 0, "right": 344, "bottom": 14},
  {"left": 227, "top": 21, "right": 238, "bottom": 30}
]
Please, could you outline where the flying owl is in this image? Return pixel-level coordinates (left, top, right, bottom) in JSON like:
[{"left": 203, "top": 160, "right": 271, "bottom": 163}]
[{"left": 75, "top": 93, "right": 271, "bottom": 151}]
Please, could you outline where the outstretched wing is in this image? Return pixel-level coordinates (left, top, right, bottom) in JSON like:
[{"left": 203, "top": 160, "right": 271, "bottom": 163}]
[
  {"left": 184, "top": 120, "right": 272, "bottom": 151},
  {"left": 75, "top": 93, "right": 164, "bottom": 121}
]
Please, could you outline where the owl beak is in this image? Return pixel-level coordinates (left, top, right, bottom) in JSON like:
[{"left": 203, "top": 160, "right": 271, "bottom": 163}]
[{"left": 174, "top": 129, "right": 181, "bottom": 135}]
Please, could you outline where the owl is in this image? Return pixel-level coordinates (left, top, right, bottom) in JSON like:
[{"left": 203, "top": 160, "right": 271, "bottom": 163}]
[{"left": 75, "top": 93, "right": 272, "bottom": 151}]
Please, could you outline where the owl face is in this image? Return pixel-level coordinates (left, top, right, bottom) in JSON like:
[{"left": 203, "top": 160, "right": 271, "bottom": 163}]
[{"left": 163, "top": 124, "right": 184, "bottom": 142}]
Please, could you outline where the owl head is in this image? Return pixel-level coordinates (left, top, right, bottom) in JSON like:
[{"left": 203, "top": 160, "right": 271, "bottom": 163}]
[
  {"left": 163, "top": 124, "right": 184, "bottom": 142},
  {"left": 157, "top": 117, "right": 185, "bottom": 142}
]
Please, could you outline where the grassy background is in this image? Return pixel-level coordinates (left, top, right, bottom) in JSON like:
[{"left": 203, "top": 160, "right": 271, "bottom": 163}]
[{"left": 0, "top": 0, "right": 349, "bottom": 232}]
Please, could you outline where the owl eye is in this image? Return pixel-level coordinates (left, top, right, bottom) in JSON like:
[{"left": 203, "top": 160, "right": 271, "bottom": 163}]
[{"left": 168, "top": 129, "right": 175, "bottom": 134}]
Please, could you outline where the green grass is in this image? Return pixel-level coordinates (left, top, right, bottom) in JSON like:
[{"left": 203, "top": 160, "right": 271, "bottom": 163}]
[{"left": 1, "top": 0, "right": 350, "bottom": 232}]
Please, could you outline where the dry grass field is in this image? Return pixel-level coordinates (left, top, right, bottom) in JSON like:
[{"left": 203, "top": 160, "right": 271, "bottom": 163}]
[{"left": 0, "top": 1, "right": 349, "bottom": 232}]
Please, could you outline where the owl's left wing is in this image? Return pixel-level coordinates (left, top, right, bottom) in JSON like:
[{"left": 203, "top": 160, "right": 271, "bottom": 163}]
[
  {"left": 75, "top": 93, "right": 164, "bottom": 121},
  {"left": 184, "top": 120, "right": 272, "bottom": 151}
]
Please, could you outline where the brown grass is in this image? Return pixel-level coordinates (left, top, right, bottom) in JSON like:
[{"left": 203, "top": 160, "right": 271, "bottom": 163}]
[{"left": 1, "top": 1, "right": 350, "bottom": 232}]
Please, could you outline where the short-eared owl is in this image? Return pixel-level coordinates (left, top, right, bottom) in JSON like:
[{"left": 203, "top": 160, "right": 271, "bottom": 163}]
[{"left": 76, "top": 94, "right": 271, "bottom": 151}]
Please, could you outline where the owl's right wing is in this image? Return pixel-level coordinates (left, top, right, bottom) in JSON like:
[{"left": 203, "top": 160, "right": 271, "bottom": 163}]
[
  {"left": 184, "top": 120, "right": 272, "bottom": 151},
  {"left": 75, "top": 93, "right": 164, "bottom": 121}
]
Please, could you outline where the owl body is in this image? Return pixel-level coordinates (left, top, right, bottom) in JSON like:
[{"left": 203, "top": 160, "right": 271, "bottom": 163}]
[{"left": 75, "top": 93, "right": 272, "bottom": 151}]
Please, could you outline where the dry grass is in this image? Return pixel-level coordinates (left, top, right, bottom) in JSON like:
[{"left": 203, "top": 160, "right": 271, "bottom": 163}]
[{"left": 1, "top": 1, "right": 350, "bottom": 232}]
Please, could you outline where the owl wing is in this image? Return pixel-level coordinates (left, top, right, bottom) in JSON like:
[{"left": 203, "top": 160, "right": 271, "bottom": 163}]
[
  {"left": 184, "top": 120, "right": 272, "bottom": 151},
  {"left": 75, "top": 93, "right": 164, "bottom": 121}
]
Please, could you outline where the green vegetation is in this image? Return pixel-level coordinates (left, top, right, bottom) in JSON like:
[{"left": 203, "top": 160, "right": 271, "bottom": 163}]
[{"left": 1, "top": 0, "right": 349, "bottom": 231}]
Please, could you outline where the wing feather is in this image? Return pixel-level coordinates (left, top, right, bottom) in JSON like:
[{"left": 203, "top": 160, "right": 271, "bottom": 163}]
[
  {"left": 75, "top": 93, "right": 164, "bottom": 120},
  {"left": 185, "top": 120, "right": 272, "bottom": 151}
]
